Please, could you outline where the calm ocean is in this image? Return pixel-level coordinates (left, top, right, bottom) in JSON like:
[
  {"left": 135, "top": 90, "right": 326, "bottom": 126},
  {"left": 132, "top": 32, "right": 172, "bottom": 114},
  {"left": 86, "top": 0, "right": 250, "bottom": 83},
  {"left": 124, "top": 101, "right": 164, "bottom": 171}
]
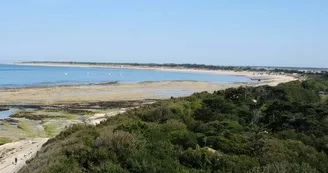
[{"left": 0, "top": 64, "right": 250, "bottom": 88}]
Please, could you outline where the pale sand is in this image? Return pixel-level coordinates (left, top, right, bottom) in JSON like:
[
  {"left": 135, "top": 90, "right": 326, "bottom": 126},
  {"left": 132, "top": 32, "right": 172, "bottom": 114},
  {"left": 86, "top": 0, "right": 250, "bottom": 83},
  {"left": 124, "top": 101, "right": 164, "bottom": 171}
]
[
  {"left": 86, "top": 109, "right": 127, "bottom": 125},
  {"left": 0, "top": 138, "right": 49, "bottom": 173},
  {"left": 2, "top": 63, "right": 297, "bottom": 105},
  {"left": 0, "top": 79, "right": 292, "bottom": 105}
]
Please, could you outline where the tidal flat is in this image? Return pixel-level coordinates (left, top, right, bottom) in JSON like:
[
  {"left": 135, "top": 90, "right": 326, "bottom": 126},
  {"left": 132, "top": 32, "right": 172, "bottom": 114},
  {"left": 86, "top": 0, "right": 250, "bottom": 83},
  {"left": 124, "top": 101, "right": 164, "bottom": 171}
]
[{"left": 0, "top": 100, "right": 145, "bottom": 142}]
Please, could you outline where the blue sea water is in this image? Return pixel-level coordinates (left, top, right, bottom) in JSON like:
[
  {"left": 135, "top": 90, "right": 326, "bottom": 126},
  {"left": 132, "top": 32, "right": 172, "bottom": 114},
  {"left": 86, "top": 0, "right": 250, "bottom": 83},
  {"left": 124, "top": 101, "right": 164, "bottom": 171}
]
[
  {"left": 0, "top": 64, "right": 250, "bottom": 88},
  {"left": 0, "top": 108, "right": 19, "bottom": 119}
]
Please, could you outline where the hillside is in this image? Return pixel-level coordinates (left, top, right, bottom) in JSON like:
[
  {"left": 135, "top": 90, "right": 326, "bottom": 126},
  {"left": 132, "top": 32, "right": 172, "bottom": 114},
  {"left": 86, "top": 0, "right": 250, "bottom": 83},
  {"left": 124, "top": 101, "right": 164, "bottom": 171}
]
[{"left": 20, "top": 74, "right": 328, "bottom": 173}]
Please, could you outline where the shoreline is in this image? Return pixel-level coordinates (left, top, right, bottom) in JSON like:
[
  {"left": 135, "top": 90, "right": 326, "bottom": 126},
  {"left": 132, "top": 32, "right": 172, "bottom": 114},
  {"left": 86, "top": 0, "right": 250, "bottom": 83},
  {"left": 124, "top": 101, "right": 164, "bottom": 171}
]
[
  {"left": 15, "top": 62, "right": 297, "bottom": 84},
  {"left": 0, "top": 62, "right": 298, "bottom": 105},
  {"left": 13, "top": 62, "right": 272, "bottom": 78},
  {"left": 0, "top": 81, "right": 120, "bottom": 90},
  {"left": 0, "top": 79, "right": 294, "bottom": 106},
  {"left": 0, "top": 81, "right": 253, "bottom": 105},
  {"left": 0, "top": 80, "right": 248, "bottom": 90}
]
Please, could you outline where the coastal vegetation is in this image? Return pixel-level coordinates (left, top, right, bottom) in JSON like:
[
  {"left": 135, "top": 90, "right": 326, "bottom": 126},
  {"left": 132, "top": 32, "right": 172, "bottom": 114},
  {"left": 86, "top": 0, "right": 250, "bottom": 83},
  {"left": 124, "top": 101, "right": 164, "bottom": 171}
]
[
  {"left": 43, "top": 123, "right": 58, "bottom": 137},
  {"left": 22, "top": 61, "right": 327, "bottom": 74},
  {"left": 12, "top": 109, "right": 95, "bottom": 120},
  {"left": 19, "top": 74, "right": 328, "bottom": 173},
  {"left": 17, "top": 120, "right": 36, "bottom": 137}
]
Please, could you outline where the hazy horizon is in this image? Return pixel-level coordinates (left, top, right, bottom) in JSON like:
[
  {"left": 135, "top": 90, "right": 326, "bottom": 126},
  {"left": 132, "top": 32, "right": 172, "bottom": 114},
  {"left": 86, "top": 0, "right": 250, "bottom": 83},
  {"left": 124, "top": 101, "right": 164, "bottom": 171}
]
[
  {"left": 1, "top": 1, "right": 327, "bottom": 68},
  {"left": 2, "top": 60, "right": 328, "bottom": 69}
]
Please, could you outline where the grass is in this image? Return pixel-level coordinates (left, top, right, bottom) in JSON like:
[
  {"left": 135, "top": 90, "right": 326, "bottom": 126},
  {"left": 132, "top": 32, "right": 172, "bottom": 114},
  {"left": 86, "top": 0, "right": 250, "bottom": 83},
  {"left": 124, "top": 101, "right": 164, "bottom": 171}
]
[
  {"left": 43, "top": 123, "right": 58, "bottom": 137},
  {"left": 7, "top": 108, "right": 116, "bottom": 140},
  {"left": 66, "top": 115, "right": 78, "bottom": 120},
  {"left": 17, "top": 120, "right": 35, "bottom": 137},
  {"left": 12, "top": 109, "right": 92, "bottom": 120},
  {"left": 0, "top": 137, "right": 12, "bottom": 145},
  {"left": 44, "top": 109, "right": 96, "bottom": 115},
  {"left": 12, "top": 111, "right": 50, "bottom": 120}
]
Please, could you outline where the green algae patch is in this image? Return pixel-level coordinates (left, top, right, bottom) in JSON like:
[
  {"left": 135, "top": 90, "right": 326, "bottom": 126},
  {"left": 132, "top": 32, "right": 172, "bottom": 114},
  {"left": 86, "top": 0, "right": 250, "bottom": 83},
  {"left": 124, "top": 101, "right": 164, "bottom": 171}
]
[{"left": 0, "top": 137, "right": 12, "bottom": 145}]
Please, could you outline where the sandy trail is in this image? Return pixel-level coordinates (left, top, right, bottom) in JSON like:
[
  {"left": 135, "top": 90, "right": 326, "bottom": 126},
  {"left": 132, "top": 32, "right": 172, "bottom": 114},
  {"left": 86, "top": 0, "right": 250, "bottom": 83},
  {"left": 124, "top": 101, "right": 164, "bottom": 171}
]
[
  {"left": 86, "top": 109, "right": 126, "bottom": 125},
  {"left": 0, "top": 138, "right": 49, "bottom": 173}
]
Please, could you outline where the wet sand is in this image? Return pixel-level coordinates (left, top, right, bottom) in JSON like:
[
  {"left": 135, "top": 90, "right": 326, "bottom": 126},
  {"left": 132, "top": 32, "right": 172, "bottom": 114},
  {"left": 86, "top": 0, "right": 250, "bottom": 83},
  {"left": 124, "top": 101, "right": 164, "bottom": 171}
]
[{"left": 0, "top": 79, "right": 293, "bottom": 105}]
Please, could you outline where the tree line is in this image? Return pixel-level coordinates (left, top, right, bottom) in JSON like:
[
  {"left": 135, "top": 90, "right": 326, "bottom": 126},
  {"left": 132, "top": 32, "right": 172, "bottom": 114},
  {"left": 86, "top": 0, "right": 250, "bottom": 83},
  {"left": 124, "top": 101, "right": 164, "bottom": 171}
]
[{"left": 25, "top": 61, "right": 327, "bottom": 74}]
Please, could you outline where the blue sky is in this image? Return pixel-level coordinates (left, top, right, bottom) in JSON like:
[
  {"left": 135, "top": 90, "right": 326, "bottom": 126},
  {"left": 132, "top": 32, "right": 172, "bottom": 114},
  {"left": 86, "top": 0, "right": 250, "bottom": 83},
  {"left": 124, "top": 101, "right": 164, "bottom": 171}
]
[{"left": 0, "top": 0, "right": 327, "bottom": 67}]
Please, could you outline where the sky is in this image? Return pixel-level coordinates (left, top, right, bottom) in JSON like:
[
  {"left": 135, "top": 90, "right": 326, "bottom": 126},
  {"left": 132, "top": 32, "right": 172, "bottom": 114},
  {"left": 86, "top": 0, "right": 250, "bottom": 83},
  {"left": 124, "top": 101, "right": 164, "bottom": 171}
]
[{"left": 0, "top": 0, "right": 327, "bottom": 67}]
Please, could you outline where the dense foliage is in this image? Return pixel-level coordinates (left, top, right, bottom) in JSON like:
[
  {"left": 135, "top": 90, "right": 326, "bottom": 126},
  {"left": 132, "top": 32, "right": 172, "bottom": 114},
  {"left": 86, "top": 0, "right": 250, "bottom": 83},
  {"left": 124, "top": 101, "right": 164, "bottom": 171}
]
[{"left": 20, "top": 76, "right": 328, "bottom": 173}]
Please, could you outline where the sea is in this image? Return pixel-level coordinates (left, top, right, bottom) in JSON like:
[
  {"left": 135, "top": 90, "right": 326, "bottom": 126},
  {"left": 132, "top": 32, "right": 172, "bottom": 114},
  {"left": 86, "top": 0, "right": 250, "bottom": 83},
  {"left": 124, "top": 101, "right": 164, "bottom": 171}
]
[{"left": 0, "top": 64, "right": 250, "bottom": 88}]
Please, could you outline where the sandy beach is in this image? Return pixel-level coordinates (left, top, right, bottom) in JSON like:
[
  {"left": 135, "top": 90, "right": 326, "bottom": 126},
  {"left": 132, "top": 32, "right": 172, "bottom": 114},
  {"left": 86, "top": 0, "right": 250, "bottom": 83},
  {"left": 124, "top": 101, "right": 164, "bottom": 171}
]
[
  {"left": 2, "top": 62, "right": 297, "bottom": 105},
  {"left": 0, "top": 81, "right": 235, "bottom": 104},
  {"left": 16, "top": 62, "right": 296, "bottom": 79},
  {"left": 0, "top": 79, "right": 292, "bottom": 105}
]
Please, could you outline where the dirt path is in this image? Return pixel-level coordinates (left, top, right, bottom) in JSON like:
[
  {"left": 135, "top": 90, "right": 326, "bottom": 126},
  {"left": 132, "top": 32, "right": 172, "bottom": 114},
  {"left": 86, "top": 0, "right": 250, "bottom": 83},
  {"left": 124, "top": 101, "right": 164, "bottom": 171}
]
[
  {"left": 0, "top": 138, "right": 49, "bottom": 173},
  {"left": 86, "top": 108, "right": 127, "bottom": 125}
]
